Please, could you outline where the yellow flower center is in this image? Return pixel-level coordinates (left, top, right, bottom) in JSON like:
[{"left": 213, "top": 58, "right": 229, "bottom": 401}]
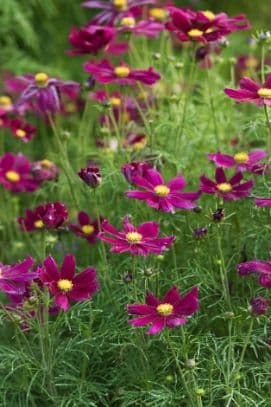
[
  {"left": 205, "top": 27, "right": 215, "bottom": 34},
  {"left": 217, "top": 182, "right": 232, "bottom": 193},
  {"left": 114, "top": 66, "right": 130, "bottom": 78},
  {"left": 0, "top": 95, "right": 12, "bottom": 107},
  {"left": 132, "top": 140, "right": 146, "bottom": 150},
  {"left": 119, "top": 111, "right": 131, "bottom": 123},
  {"left": 15, "top": 129, "right": 26, "bottom": 138},
  {"left": 234, "top": 152, "right": 249, "bottom": 163},
  {"left": 156, "top": 303, "right": 173, "bottom": 316},
  {"left": 149, "top": 8, "right": 166, "bottom": 20},
  {"left": 34, "top": 220, "right": 44, "bottom": 229},
  {"left": 57, "top": 279, "right": 73, "bottom": 292},
  {"left": 126, "top": 232, "right": 143, "bottom": 243},
  {"left": 257, "top": 88, "right": 271, "bottom": 98},
  {"left": 188, "top": 29, "right": 204, "bottom": 38},
  {"left": 245, "top": 56, "right": 258, "bottom": 69},
  {"left": 5, "top": 171, "right": 20, "bottom": 183},
  {"left": 65, "top": 102, "right": 77, "bottom": 113},
  {"left": 202, "top": 10, "right": 216, "bottom": 20},
  {"left": 113, "top": 0, "right": 127, "bottom": 11},
  {"left": 154, "top": 185, "right": 170, "bottom": 197},
  {"left": 120, "top": 17, "right": 136, "bottom": 27},
  {"left": 34, "top": 72, "right": 49, "bottom": 87},
  {"left": 40, "top": 159, "right": 53, "bottom": 168},
  {"left": 81, "top": 224, "right": 95, "bottom": 235},
  {"left": 109, "top": 97, "right": 121, "bottom": 107}
]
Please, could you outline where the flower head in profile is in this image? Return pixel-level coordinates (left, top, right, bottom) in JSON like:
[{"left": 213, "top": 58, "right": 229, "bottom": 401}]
[
  {"left": 119, "top": 17, "right": 164, "bottom": 38},
  {"left": 224, "top": 74, "right": 271, "bottom": 106},
  {"left": 18, "top": 202, "right": 68, "bottom": 232},
  {"left": 0, "top": 152, "right": 41, "bottom": 193},
  {"left": 200, "top": 168, "right": 254, "bottom": 200},
  {"left": 78, "top": 165, "right": 102, "bottom": 188},
  {"left": 99, "top": 216, "right": 175, "bottom": 256},
  {"left": 250, "top": 296, "right": 269, "bottom": 316},
  {"left": 255, "top": 198, "right": 271, "bottom": 207},
  {"left": 237, "top": 259, "right": 271, "bottom": 288},
  {"left": 127, "top": 286, "right": 199, "bottom": 334},
  {"left": 123, "top": 133, "right": 147, "bottom": 151},
  {"left": 9, "top": 118, "right": 36, "bottom": 143},
  {"left": 208, "top": 150, "right": 268, "bottom": 175},
  {"left": 69, "top": 211, "right": 101, "bottom": 244},
  {"left": 126, "top": 167, "right": 200, "bottom": 213},
  {"left": 30, "top": 159, "right": 59, "bottom": 182},
  {"left": 40, "top": 254, "right": 99, "bottom": 311},
  {"left": 121, "top": 161, "right": 151, "bottom": 184},
  {"left": 84, "top": 59, "right": 160, "bottom": 85},
  {"left": 0, "top": 257, "right": 37, "bottom": 295}
]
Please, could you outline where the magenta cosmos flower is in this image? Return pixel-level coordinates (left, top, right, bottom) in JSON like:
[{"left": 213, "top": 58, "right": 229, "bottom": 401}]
[
  {"left": 14, "top": 73, "right": 80, "bottom": 114},
  {"left": 82, "top": 0, "right": 155, "bottom": 24},
  {"left": 166, "top": 7, "right": 250, "bottom": 43},
  {"left": 99, "top": 216, "right": 175, "bottom": 256},
  {"left": 126, "top": 167, "right": 200, "bottom": 213},
  {"left": 0, "top": 152, "right": 41, "bottom": 193},
  {"left": 30, "top": 159, "right": 59, "bottom": 182},
  {"left": 200, "top": 168, "right": 254, "bottom": 200},
  {"left": 68, "top": 25, "right": 115, "bottom": 55},
  {"left": 0, "top": 257, "right": 37, "bottom": 295},
  {"left": 84, "top": 59, "right": 160, "bottom": 85},
  {"left": 119, "top": 16, "right": 164, "bottom": 38},
  {"left": 69, "top": 211, "right": 100, "bottom": 244},
  {"left": 208, "top": 150, "right": 268, "bottom": 175},
  {"left": 40, "top": 254, "right": 99, "bottom": 311},
  {"left": 18, "top": 202, "right": 68, "bottom": 232},
  {"left": 127, "top": 286, "right": 199, "bottom": 335},
  {"left": 9, "top": 118, "right": 36, "bottom": 143},
  {"left": 255, "top": 198, "right": 271, "bottom": 207},
  {"left": 250, "top": 296, "right": 269, "bottom": 316},
  {"left": 224, "top": 74, "right": 271, "bottom": 106},
  {"left": 237, "top": 259, "right": 271, "bottom": 288}
]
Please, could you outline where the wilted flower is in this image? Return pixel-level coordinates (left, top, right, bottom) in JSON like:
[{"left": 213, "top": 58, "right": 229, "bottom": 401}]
[
  {"left": 40, "top": 254, "right": 99, "bottom": 311},
  {"left": 78, "top": 166, "right": 102, "bottom": 187},
  {"left": 224, "top": 74, "right": 271, "bottom": 106},
  {"left": 250, "top": 296, "right": 269, "bottom": 315},
  {"left": 99, "top": 216, "right": 175, "bottom": 256},
  {"left": 255, "top": 198, "right": 271, "bottom": 207},
  {"left": 237, "top": 259, "right": 271, "bottom": 288},
  {"left": 69, "top": 211, "right": 101, "bottom": 244},
  {"left": 30, "top": 159, "right": 59, "bottom": 182},
  {"left": 9, "top": 118, "right": 36, "bottom": 143},
  {"left": 0, "top": 257, "right": 37, "bottom": 295},
  {"left": 200, "top": 168, "right": 254, "bottom": 200},
  {"left": 18, "top": 202, "right": 68, "bottom": 231},
  {"left": 208, "top": 150, "right": 268, "bottom": 175},
  {"left": 123, "top": 133, "right": 147, "bottom": 150},
  {"left": 121, "top": 161, "right": 151, "bottom": 184},
  {"left": 127, "top": 286, "right": 199, "bottom": 334}
]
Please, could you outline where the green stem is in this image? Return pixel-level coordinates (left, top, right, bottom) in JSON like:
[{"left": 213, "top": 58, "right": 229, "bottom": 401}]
[
  {"left": 261, "top": 43, "right": 265, "bottom": 84},
  {"left": 263, "top": 105, "right": 271, "bottom": 155},
  {"left": 217, "top": 225, "right": 231, "bottom": 309},
  {"left": 207, "top": 66, "right": 220, "bottom": 149},
  {"left": 234, "top": 319, "right": 254, "bottom": 380}
]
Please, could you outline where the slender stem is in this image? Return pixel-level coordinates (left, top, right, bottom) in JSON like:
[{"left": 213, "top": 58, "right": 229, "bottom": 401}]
[
  {"left": 132, "top": 256, "right": 138, "bottom": 300},
  {"left": 264, "top": 105, "right": 271, "bottom": 155},
  {"left": 261, "top": 43, "right": 265, "bottom": 84},
  {"left": 207, "top": 67, "right": 220, "bottom": 149},
  {"left": 234, "top": 319, "right": 254, "bottom": 380},
  {"left": 217, "top": 225, "right": 231, "bottom": 309}
]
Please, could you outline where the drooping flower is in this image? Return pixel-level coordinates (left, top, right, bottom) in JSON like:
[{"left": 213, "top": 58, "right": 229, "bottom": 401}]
[
  {"left": 224, "top": 74, "right": 271, "bottom": 106},
  {"left": 237, "top": 259, "right": 271, "bottom": 288},
  {"left": 250, "top": 296, "right": 269, "bottom": 315},
  {"left": 69, "top": 211, "right": 101, "bottom": 244},
  {"left": 200, "top": 168, "right": 254, "bottom": 200},
  {"left": 0, "top": 152, "right": 41, "bottom": 193},
  {"left": 30, "top": 159, "right": 59, "bottom": 182},
  {"left": 9, "top": 118, "right": 36, "bottom": 143},
  {"left": 255, "top": 198, "right": 271, "bottom": 207},
  {"left": 121, "top": 161, "right": 151, "bottom": 184},
  {"left": 84, "top": 59, "right": 160, "bottom": 85},
  {"left": 208, "top": 150, "right": 268, "bottom": 175},
  {"left": 126, "top": 167, "right": 200, "bottom": 213},
  {"left": 127, "top": 286, "right": 199, "bottom": 334},
  {"left": 68, "top": 25, "right": 116, "bottom": 55},
  {"left": 0, "top": 257, "right": 37, "bottom": 295},
  {"left": 18, "top": 202, "right": 68, "bottom": 232},
  {"left": 78, "top": 165, "right": 102, "bottom": 187},
  {"left": 40, "top": 254, "right": 99, "bottom": 311}
]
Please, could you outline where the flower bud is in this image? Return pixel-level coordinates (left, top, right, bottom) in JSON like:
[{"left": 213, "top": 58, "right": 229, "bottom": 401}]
[
  {"left": 152, "top": 52, "right": 161, "bottom": 60},
  {"left": 195, "top": 388, "right": 205, "bottom": 397},
  {"left": 213, "top": 208, "right": 225, "bottom": 222},
  {"left": 144, "top": 268, "right": 153, "bottom": 277},
  {"left": 78, "top": 166, "right": 102, "bottom": 188},
  {"left": 193, "top": 227, "right": 208, "bottom": 239},
  {"left": 250, "top": 296, "right": 269, "bottom": 315},
  {"left": 185, "top": 359, "right": 196, "bottom": 369},
  {"left": 123, "top": 272, "right": 133, "bottom": 284},
  {"left": 165, "top": 374, "right": 174, "bottom": 383},
  {"left": 224, "top": 311, "right": 234, "bottom": 319}
]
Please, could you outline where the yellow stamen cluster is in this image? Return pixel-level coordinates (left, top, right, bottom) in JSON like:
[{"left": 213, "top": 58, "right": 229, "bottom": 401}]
[
  {"left": 257, "top": 88, "right": 271, "bottom": 98},
  {"left": 202, "top": 10, "right": 216, "bottom": 21},
  {"left": 34, "top": 220, "right": 44, "bottom": 229},
  {"left": 217, "top": 182, "right": 232, "bottom": 193},
  {"left": 34, "top": 73, "right": 49, "bottom": 87},
  {"left": 154, "top": 185, "right": 170, "bottom": 197},
  {"left": 5, "top": 171, "right": 20, "bottom": 183},
  {"left": 0, "top": 95, "right": 12, "bottom": 108},
  {"left": 156, "top": 303, "right": 173, "bottom": 316},
  {"left": 234, "top": 152, "right": 249, "bottom": 164},
  {"left": 40, "top": 159, "right": 53, "bottom": 168},
  {"left": 109, "top": 97, "right": 121, "bottom": 107},
  {"left": 188, "top": 29, "right": 204, "bottom": 38},
  {"left": 120, "top": 17, "right": 136, "bottom": 27},
  {"left": 15, "top": 129, "right": 26, "bottom": 138},
  {"left": 57, "top": 279, "right": 73, "bottom": 292},
  {"left": 126, "top": 231, "right": 142, "bottom": 243},
  {"left": 114, "top": 66, "right": 130, "bottom": 78},
  {"left": 113, "top": 0, "right": 127, "bottom": 11},
  {"left": 81, "top": 224, "right": 95, "bottom": 235},
  {"left": 245, "top": 56, "right": 258, "bottom": 69},
  {"left": 132, "top": 139, "right": 146, "bottom": 151},
  {"left": 149, "top": 8, "right": 166, "bottom": 20}
]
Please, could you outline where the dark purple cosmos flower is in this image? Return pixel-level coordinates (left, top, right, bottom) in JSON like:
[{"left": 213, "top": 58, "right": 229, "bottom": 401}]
[
  {"left": 208, "top": 150, "right": 268, "bottom": 175},
  {"left": 0, "top": 152, "right": 41, "bottom": 193},
  {"left": 78, "top": 166, "right": 102, "bottom": 188},
  {"left": 212, "top": 207, "right": 225, "bottom": 222},
  {"left": 68, "top": 25, "right": 115, "bottom": 55},
  {"left": 9, "top": 118, "right": 36, "bottom": 143},
  {"left": 99, "top": 216, "right": 175, "bottom": 256},
  {"left": 30, "top": 159, "right": 59, "bottom": 182},
  {"left": 127, "top": 286, "right": 199, "bottom": 334},
  {"left": 119, "top": 16, "right": 164, "bottom": 38},
  {"left": 224, "top": 74, "right": 271, "bottom": 106},
  {"left": 166, "top": 7, "right": 250, "bottom": 43},
  {"left": 255, "top": 198, "right": 271, "bottom": 207},
  {"left": 69, "top": 211, "right": 100, "bottom": 244},
  {"left": 126, "top": 167, "right": 200, "bottom": 213},
  {"left": 0, "top": 257, "right": 37, "bottom": 295},
  {"left": 250, "top": 296, "right": 269, "bottom": 315},
  {"left": 40, "top": 254, "right": 99, "bottom": 311},
  {"left": 18, "top": 202, "right": 68, "bottom": 232},
  {"left": 14, "top": 73, "right": 80, "bottom": 114},
  {"left": 121, "top": 161, "right": 151, "bottom": 184},
  {"left": 200, "top": 168, "right": 254, "bottom": 200},
  {"left": 82, "top": 0, "right": 155, "bottom": 24},
  {"left": 193, "top": 227, "right": 208, "bottom": 239},
  {"left": 237, "top": 259, "right": 271, "bottom": 288},
  {"left": 84, "top": 59, "right": 160, "bottom": 85}
]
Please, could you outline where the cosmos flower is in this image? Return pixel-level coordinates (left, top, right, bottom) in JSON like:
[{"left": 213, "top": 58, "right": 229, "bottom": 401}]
[
  {"left": 166, "top": 7, "right": 250, "bottom": 43},
  {"left": 82, "top": 0, "right": 156, "bottom": 25},
  {"left": 126, "top": 167, "right": 200, "bottom": 213},
  {"left": 40, "top": 254, "right": 99, "bottom": 311},
  {"left": 237, "top": 259, "right": 271, "bottom": 288},
  {"left": 123, "top": 133, "right": 147, "bottom": 150},
  {"left": 30, "top": 159, "right": 59, "bottom": 182},
  {"left": 68, "top": 25, "right": 116, "bottom": 55},
  {"left": 200, "top": 168, "right": 254, "bottom": 200},
  {"left": 127, "top": 286, "right": 199, "bottom": 334},
  {"left": 98, "top": 216, "right": 175, "bottom": 256},
  {"left": 0, "top": 95, "right": 14, "bottom": 113},
  {"left": 255, "top": 198, "right": 271, "bottom": 207},
  {"left": 69, "top": 211, "right": 101, "bottom": 244},
  {"left": 78, "top": 166, "right": 102, "bottom": 187},
  {"left": 250, "top": 296, "right": 269, "bottom": 315},
  {"left": 0, "top": 257, "right": 37, "bottom": 295},
  {"left": 208, "top": 150, "right": 268, "bottom": 175},
  {"left": 18, "top": 202, "right": 68, "bottom": 231},
  {"left": 9, "top": 118, "right": 36, "bottom": 143},
  {"left": 224, "top": 74, "right": 271, "bottom": 106},
  {"left": 119, "top": 17, "right": 164, "bottom": 38},
  {"left": 121, "top": 161, "right": 151, "bottom": 184},
  {"left": 0, "top": 152, "right": 41, "bottom": 193},
  {"left": 84, "top": 59, "right": 160, "bottom": 85}
]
